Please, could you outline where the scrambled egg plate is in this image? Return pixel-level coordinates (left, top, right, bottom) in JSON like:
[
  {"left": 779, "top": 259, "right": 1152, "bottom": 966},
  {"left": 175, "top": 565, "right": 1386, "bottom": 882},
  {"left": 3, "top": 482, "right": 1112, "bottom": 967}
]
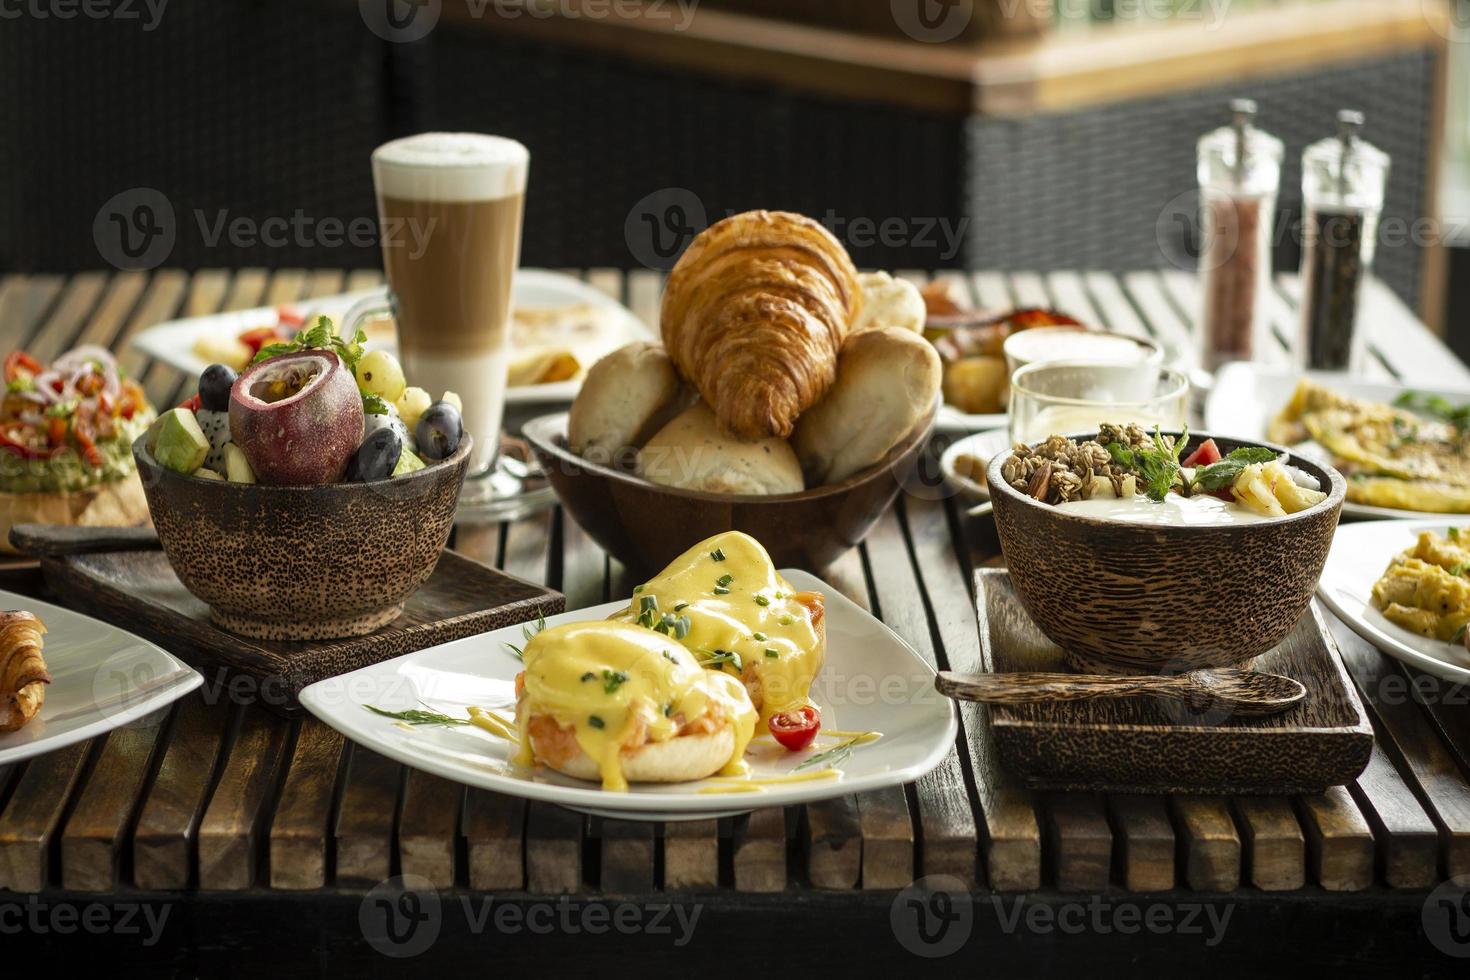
[{"left": 1371, "top": 528, "right": 1470, "bottom": 642}]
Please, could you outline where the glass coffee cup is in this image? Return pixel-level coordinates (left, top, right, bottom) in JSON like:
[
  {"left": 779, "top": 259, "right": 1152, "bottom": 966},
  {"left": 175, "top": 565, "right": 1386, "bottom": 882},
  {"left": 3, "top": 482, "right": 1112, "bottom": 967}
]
[{"left": 343, "top": 132, "right": 535, "bottom": 516}]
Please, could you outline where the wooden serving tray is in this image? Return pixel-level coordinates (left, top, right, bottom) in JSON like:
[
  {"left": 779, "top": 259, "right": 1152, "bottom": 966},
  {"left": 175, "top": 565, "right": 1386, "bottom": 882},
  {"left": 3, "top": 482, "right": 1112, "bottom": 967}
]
[
  {"left": 975, "top": 569, "right": 1373, "bottom": 795},
  {"left": 37, "top": 548, "right": 564, "bottom": 713}
]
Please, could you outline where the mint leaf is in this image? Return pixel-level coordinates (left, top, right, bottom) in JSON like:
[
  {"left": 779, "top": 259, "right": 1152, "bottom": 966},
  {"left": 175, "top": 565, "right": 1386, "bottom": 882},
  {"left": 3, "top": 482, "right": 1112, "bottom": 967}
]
[{"left": 362, "top": 392, "right": 390, "bottom": 416}]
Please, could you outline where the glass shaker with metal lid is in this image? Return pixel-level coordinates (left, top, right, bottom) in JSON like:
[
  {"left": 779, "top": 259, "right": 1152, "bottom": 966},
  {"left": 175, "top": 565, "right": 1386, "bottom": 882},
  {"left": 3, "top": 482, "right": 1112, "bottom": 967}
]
[
  {"left": 1196, "top": 99, "right": 1282, "bottom": 371},
  {"left": 1298, "top": 110, "right": 1390, "bottom": 372}
]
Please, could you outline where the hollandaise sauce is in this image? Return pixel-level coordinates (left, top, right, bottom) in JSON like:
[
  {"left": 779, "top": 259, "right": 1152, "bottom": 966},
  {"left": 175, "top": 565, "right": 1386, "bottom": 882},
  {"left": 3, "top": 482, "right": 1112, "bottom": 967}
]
[
  {"left": 697, "top": 770, "right": 842, "bottom": 794},
  {"left": 514, "top": 620, "right": 756, "bottom": 792},
  {"left": 616, "top": 532, "right": 824, "bottom": 723}
]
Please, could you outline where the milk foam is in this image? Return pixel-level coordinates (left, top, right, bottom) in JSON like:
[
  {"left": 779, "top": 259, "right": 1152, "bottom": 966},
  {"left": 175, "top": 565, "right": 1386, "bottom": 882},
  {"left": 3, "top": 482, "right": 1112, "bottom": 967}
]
[
  {"left": 372, "top": 133, "right": 529, "bottom": 203},
  {"left": 401, "top": 348, "right": 511, "bottom": 472}
]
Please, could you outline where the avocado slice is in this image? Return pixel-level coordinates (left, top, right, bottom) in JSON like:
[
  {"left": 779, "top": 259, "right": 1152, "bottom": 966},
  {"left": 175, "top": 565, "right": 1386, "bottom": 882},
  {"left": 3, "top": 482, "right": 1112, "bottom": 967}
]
[
  {"left": 222, "top": 443, "right": 256, "bottom": 484},
  {"left": 392, "top": 446, "right": 426, "bottom": 477},
  {"left": 153, "top": 408, "right": 210, "bottom": 474}
]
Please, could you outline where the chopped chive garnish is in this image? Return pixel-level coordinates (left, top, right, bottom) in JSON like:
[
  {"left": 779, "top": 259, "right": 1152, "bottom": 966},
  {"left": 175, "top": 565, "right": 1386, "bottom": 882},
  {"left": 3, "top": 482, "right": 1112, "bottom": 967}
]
[
  {"left": 716, "top": 574, "right": 733, "bottom": 587},
  {"left": 662, "top": 650, "right": 678, "bottom": 662},
  {"left": 754, "top": 594, "right": 770, "bottom": 607},
  {"left": 779, "top": 615, "right": 795, "bottom": 626},
  {"left": 713, "top": 587, "right": 730, "bottom": 596},
  {"left": 711, "top": 548, "right": 726, "bottom": 561},
  {"left": 672, "top": 615, "right": 692, "bottom": 639},
  {"left": 664, "top": 702, "right": 673, "bottom": 717},
  {"left": 752, "top": 631, "right": 767, "bottom": 641},
  {"left": 588, "top": 715, "right": 605, "bottom": 729},
  {"left": 674, "top": 602, "right": 688, "bottom": 612},
  {"left": 580, "top": 671, "right": 596, "bottom": 682},
  {"left": 765, "top": 648, "right": 778, "bottom": 658},
  {"left": 640, "top": 595, "right": 658, "bottom": 613},
  {"left": 602, "top": 669, "right": 628, "bottom": 694},
  {"left": 633, "top": 585, "right": 644, "bottom": 593}
]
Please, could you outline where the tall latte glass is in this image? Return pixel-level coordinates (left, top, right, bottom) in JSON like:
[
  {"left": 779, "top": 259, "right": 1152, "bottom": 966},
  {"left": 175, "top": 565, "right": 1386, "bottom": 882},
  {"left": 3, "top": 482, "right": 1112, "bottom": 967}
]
[{"left": 370, "top": 133, "right": 529, "bottom": 482}]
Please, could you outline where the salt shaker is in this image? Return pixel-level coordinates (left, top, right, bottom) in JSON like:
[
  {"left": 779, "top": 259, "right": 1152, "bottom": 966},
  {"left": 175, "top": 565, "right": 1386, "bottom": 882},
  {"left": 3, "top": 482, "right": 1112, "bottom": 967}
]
[
  {"left": 1298, "top": 111, "right": 1390, "bottom": 372},
  {"left": 1196, "top": 99, "right": 1282, "bottom": 371}
]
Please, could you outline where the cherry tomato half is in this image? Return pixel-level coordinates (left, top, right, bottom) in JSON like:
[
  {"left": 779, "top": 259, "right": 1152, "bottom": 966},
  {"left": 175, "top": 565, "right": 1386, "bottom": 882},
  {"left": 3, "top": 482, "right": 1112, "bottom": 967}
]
[
  {"left": 768, "top": 706, "right": 821, "bottom": 752},
  {"left": 3, "top": 351, "right": 42, "bottom": 384}
]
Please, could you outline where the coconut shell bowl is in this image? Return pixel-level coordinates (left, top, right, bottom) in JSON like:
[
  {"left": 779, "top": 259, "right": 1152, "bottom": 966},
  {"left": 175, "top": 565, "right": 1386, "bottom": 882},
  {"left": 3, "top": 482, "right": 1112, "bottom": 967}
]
[
  {"left": 523, "top": 410, "right": 935, "bottom": 575},
  {"left": 133, "top": 436, "right": 472, "bottom": 641},
  {"left": 987, "top": 432, "right": 1346, "bottom": 675}
]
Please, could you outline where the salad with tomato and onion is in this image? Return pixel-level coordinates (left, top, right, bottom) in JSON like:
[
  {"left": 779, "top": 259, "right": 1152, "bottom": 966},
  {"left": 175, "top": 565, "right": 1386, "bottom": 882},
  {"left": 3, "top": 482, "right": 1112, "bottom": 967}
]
[{"left": 0, "top": 347, "right": 154, "bottom": 492}]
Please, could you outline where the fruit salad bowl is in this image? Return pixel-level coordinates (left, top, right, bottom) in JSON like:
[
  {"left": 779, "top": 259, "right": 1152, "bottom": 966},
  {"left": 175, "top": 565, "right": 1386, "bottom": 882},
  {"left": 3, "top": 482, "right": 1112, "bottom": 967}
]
[{"left": 132, "top": 435, "right": 472, "bottom": 641}]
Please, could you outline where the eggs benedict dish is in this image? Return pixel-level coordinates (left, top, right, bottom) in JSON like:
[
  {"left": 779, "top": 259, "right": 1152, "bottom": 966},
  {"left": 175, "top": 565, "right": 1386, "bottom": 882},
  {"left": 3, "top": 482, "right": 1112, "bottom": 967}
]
[
  {"left": 513, "top": 620, "right": 757, "bottom": 791},
  {"left": 616, "top": 531, "right": 827, "bottom": 752}
]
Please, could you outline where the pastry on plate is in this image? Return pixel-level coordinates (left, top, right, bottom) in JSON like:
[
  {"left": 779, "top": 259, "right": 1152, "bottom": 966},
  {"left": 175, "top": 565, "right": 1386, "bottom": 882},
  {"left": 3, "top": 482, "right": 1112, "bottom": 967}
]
[
  {"left": 660, "top": 210, "right": 862, "bottom": 440},
  {"left": 0, "top": 610, "right": 48, "bottom": 733},
  {"left": 638, "top": 402, "right": 803, "bottom": 495},
  {"left": 568, "top": 342, "right": 686, "bottom": 464}
]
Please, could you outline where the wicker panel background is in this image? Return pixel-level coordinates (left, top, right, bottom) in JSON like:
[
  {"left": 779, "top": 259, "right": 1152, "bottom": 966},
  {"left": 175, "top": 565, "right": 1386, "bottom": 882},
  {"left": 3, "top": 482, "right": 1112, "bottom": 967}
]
[
  {"left": 0, "top": 4, "right": 1438, "bottom": 312},
  {"left": 967, "top": 50, "right": 1437, "bottom": 306}
]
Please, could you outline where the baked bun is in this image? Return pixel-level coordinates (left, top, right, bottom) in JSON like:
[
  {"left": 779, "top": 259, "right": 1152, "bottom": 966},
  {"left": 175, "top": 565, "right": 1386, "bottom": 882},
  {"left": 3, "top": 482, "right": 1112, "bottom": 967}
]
[
  {"left": 660, "top": 210, "right": 861, "bottom": 440},
  {"left": 568, "top": 342, "right": 685, "bottom": 465},
  {"left": 851, "top": 272, "right": 925, "bottom": 335},
  {"left": 639, "top": 401, "right": 804, "bottom": 495},
  {"left": 0, "top": 610, "right": 48, "bottom": 733},
  {"left": 792, "top": 327, "right": 941, "bottom": 485},
  {"left": 532, "top": 726, "right": 737, "bottom": 785}
]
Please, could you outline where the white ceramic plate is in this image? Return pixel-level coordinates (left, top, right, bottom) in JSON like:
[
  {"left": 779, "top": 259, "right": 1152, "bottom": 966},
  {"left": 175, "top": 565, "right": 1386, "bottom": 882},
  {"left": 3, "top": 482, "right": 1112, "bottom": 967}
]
[
  {"left": 1317, "top": 519, "right": 1470, "bottom": 684},
  {"left": 0, "top": 590, "right": 203, "bottom": 766},
  {"left": 940, "top": 429, "right": 1012, "bottom": 501},
  {"left": 1205, "top": 362, "right": 1470, "bottom": 521},
  {"left": 935, "top": 405, "right": 1007, "bottom": 436},
  {"left": 129, "top": 269, "right": 654, "bottom": 405},
  {"left": 300, "top": 570, "right": 958, "bottom": 821}
]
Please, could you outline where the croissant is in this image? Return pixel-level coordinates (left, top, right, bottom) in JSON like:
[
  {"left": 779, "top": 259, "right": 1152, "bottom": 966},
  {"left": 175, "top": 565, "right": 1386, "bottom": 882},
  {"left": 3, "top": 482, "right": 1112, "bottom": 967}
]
[
  {"left": 660, "top": 210, "right": 862, "bottom": 440},
  {"left": 0, "top": 611, "right": 48, "bottom": 733}
]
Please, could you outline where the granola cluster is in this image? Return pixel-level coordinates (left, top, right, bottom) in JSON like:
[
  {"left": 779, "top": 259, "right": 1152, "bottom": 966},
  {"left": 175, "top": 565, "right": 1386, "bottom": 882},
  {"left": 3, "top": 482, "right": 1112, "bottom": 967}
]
[{"left": 1001, "top": 423, "right": 1157, "bottom": 504}]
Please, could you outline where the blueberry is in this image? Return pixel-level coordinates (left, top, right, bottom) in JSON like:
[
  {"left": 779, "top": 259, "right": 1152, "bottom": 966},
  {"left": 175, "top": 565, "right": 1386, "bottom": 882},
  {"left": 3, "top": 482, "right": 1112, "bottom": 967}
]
[
  {"left": 198, "top": 363, "right": 238, "bottom": 413},
  {"left": 415, "top": 401, "right": 463, "bottom": 461},
  {"left": 345, "top": 427, "right": 402, "bottom": 482}
]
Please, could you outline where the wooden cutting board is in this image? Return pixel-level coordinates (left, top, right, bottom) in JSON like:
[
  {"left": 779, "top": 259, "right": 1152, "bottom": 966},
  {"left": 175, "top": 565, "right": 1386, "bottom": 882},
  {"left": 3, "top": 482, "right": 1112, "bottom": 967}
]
[
  {"left": 975, "top": 568, "right": 1373, "bottom": 795},
  {"left": 36, "top": 548, "right": 563, "bottom": 714}
]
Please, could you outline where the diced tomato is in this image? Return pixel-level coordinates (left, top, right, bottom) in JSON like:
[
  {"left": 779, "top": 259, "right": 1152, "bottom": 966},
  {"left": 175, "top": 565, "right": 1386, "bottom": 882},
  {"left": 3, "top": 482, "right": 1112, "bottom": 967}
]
[
  {"left": 1182, "top": 439, "right": 1222, "bottom": 469},
  {"left": 178, "top": 393, "right": 201, "bottom": 412},
  {"left": 238, "top": 326, "right": 281, "bottom": 355},
  {"left": 768, "top": 706, "right": 821, "bottom": 752},
  {"left": 0, "top": 426, "right": 56, "bottom": 460},
  {"left": 72, "top": 426, "right": 103, "bottom": 468},
  {"left": 3, "top": 352, "right": 42, "bottom": 383},
  {"left": 47, "top": 416, "right": 66, "bottom": 447}
]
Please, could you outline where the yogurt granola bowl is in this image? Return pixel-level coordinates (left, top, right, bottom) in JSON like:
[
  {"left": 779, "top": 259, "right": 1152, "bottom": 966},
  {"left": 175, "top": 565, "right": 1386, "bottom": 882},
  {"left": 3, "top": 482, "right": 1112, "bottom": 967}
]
[{"left": 987, "top": 425, "right": 1346, "bottom": 674}]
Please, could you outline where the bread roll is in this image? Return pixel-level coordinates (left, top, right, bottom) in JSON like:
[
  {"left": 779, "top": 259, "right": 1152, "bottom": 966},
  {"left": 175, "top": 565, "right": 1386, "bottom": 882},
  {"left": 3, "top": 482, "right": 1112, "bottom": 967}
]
[
  {"left": 792, "top": 327, "right": 941, "bottom": 485},
  {"left": 851, "top": 272, "right": 925, "bottom": 335},
  {"left": 639, "top": 401, "right": 804, "bottom": 495},
  {"left": 567, "top": 342, "right": 684, "bottom": 466},
  {"left": 533, "top": 726, "right": 738, "bottom": 785}
]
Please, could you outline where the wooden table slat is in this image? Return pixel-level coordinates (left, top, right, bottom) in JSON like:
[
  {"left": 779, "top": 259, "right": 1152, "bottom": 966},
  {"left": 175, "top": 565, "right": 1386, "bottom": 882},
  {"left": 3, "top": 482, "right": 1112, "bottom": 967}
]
[
  {"left": 344, "top": 268, "right": 384, "bottom": 293},
  {"left": 26, "top": 271, "right": 107, "bottom": 364},
  {"left": 1348, "top": 739, "right": 1441, "bottom": 889},
  {"left": 60, "top": 708, "right": 170, "bottom": 891},
  {"left": 804, "top": 798, "right": 862, "bottom": 890},
  {"left": 198, "top": 705, "right": 291, "bottom": 890},
  {"left": 1107, "top": 794, "right": 1176, "bottom": 892},
  {"left": 1232, "top": 796, "right": 1307, "bottom": 891},
  {"left": 1121, "top": 270, "right": 1195, "bottom": 367},
  {"left": 0, "top": 739, "right": 94, "bottom": 892},
  {"left": 463, "top": 789, "right": 527, "bottom": 890},
  {"left": 526, "top": 803, "right": 585, "bottom": 894},
  {"left": 600, "top": 818, "right": 657, "bottom": 893},
  {"left": 664, "top": 818, "right": 720, "bottom": 890},
  {"left": 398, "top": 769, "right": 463, "bottom": 887},
  {"left": 733, "top": 807, "right": 788, "bottom": 892},
  {"left": 1161, "top": 267, "right": 1291, "bottom": 369},
  {"left": 1296, "top": 787, "right": 1376, "bottom": 892},
  {"left": 1169, "top": 796, "right": 1242, "bottom": 892},
  {"left": 1080, "top": 270, "right": 1150, "bottom": 339},
  {"left": 113, "top": 269, "right": 189, "bottom": 381},
  {"left": 332, "top": 743, "right": 402, "bottom": 886},
  {"left": 268, "top": 718, "right": 346, "bottom": 890},
  {"left": 132, "top": 692, "right": 232, "bottom": 889},
  {"left": 0, "top": 274, "right": 64, "bottom": 355}
]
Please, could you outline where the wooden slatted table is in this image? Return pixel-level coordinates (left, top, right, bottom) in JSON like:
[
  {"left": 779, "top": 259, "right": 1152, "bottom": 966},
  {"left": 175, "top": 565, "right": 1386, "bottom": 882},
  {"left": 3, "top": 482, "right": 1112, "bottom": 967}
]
[{"left": 2, "top": 268, "right": 1470, "bottom": 974}]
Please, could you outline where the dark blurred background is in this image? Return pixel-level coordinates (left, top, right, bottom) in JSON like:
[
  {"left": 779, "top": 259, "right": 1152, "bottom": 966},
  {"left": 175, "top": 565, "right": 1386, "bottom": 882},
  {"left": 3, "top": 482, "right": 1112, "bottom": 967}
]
[{"left": 1, "top": 0, "right": 1464, "bottom": 343}]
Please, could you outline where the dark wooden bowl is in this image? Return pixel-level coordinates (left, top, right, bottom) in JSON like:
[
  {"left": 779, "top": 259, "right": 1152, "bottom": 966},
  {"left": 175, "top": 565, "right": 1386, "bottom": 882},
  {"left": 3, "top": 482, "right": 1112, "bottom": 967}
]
[
  {"left": 133, "top": 436, "right": 471, "bottom": 641},
  {"left": 524, "top": 410, "right": 935, "bottom": 575},
  {"left": 987, "top": 432, "right": 1346, "bottom": 674}
]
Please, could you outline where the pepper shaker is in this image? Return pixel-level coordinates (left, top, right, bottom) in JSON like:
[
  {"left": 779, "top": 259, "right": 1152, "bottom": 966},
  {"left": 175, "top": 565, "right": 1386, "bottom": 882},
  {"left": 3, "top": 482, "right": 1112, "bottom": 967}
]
[
  {"left": 1196, "top": 99, "right": 1282, "bottom": 371},
  {"left": 1298, "top": 110, "right": 1390, "bottom": 372}
]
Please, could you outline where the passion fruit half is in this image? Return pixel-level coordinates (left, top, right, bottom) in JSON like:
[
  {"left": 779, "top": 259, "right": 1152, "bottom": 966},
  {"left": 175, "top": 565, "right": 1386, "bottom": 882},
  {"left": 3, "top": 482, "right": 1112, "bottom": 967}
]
[{"left": 229, "top": 349, "right": 365, "bottom": 485}]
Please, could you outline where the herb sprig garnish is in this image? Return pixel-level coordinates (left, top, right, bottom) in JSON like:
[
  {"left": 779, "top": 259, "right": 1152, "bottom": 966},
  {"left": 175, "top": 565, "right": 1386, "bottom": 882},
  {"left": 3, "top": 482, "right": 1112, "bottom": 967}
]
[
  {"left": 602, "top": 669, "right": 629, "bottom": 694},
  {"left": 700, "top": 649, "right": 743, "bottom": 673},
  {"left": 366, "top": 704, "right": 469, "bottom": 727},
  {"left": 1395, "top": 391, "right": 1470, "bottom": 434},
  {"left": 1190, "top": 446, "right": 1278, "bottom": 491},
  {"left": 1106, "top": 425, "right": 1188, "bottom": 502},
  {"left": 503, "top": 610, "right": 548, "bottom": 661},
  {"left": 254, "top": 315, "right": 369, "bottom": 373},
  {"left": 793, "top": 731, "right": 877, "bottom": 772}
]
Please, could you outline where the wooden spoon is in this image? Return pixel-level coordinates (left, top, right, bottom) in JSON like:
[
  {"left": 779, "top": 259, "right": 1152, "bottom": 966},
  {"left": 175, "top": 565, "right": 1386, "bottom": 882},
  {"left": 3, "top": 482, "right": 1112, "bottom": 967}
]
[
  {"left": 936, "top": 667, "right": 1306, "bottom": 718},
  {"left": 8, "top": 523, "right": 160, "bottom": 558}
]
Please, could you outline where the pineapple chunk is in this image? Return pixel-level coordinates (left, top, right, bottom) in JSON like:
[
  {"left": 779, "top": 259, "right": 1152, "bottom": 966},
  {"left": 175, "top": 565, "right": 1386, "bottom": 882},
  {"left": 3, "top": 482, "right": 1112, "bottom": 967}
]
[{"left": 1230, "top": 461, "right": 1326, "bottom": 517}]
